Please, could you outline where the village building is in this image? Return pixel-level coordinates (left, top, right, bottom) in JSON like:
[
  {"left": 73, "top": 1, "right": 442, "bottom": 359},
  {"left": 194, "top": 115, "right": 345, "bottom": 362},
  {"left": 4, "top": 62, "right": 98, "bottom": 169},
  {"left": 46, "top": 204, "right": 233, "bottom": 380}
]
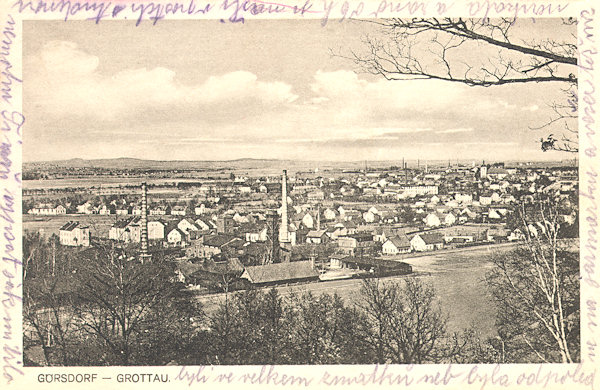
[
  {"left": 148, "top": 220, "right": 166, "bottom": 240},
  {"left": 240, "top": 261, "right": 319, "bottom": 287},
  {"left": 29, "top": 204, "right": 67, "bottom": 216},
  {"left": 167, "top": 227, "right": 187, "bottom": 247},
  {"left": 410, "top": 233, "right": 444, "bottom": 252},
  {"left": 109, "top": 217, "right": 141, "bottom": 243},
  {"left": 306, "top": 229, "right": 329, "bottom": 244},
  {"left": 337, "top": 233, "right": 376, "bottom": 256},
  {"left": 382, "top": 235, "right": 411, "bottom": 255},
  {"left": 59, "top": 221, "right": 90, "bottom": 247}
]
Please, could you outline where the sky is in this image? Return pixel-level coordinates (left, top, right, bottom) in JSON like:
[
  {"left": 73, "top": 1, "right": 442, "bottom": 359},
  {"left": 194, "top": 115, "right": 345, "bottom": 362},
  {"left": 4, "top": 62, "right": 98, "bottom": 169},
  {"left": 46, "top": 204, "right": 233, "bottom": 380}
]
[{"left": 23, "top": 19, "right": 576, "bottom": 162}]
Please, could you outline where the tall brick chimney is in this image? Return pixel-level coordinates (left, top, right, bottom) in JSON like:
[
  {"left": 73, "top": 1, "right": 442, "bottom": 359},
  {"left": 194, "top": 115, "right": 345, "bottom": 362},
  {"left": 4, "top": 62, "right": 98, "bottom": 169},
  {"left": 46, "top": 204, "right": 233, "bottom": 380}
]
[
  {"left": 279, "top": 170, "right": 290, "bottom": 243},
  {"left": 140, "top": 182, "right": 151, "bottom": 262}
]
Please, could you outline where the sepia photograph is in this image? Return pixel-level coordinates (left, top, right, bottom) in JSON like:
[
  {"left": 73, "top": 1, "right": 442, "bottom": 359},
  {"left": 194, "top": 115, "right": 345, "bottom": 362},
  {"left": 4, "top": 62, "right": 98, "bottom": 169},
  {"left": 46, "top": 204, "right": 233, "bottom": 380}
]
[{"left": 21, "top": 17, "right": 580, "bottom": 366}]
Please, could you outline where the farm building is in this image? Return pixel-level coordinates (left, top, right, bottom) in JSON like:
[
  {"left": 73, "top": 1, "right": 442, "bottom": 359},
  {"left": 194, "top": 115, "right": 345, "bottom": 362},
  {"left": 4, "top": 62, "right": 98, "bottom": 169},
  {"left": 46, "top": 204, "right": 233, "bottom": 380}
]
[{"left": 241, "top": 261, "right": 319, "bottom": 287}]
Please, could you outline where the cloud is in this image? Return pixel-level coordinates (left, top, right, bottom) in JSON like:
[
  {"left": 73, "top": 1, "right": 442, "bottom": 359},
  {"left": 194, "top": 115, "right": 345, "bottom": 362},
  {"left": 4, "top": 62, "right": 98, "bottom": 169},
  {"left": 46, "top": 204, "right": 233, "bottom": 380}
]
[
  {"left": 27, "top": 41, "right": 298, "bottom": 121},
  {"left": 522, "top": 104, "right": 539, "bottom": 112},
  {"left": 436, "top": 128, "right": 474, "bottom": 134}
]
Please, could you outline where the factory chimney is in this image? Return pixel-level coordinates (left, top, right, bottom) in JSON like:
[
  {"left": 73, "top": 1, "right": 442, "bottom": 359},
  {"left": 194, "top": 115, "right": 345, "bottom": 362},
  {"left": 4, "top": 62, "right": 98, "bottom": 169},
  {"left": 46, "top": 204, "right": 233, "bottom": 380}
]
[
  {"left": 317, "top": 205, "right": 321, "bottom": 231},
  {"left": 140, "top": 182, "right": 151, "bottom": 263},
  {"left": 279, "top": 170, "right": 290, "bottom": 243}
]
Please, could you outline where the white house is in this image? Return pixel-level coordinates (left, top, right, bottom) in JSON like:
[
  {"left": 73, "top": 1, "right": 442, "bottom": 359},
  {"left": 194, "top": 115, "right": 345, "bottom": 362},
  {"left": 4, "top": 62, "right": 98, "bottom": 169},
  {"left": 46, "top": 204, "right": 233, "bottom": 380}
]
[
  {"left": 410, "top": 233, "right": 444, "bottom": 252},
  {"left": 109, "top": 217, "right": 141, "bottom": 243},
  {"left": 444, "top": 212, "right": 456, "bottom": 226},
  {"left": 479, "top": 196, "right": 493, "bottom": 206},
  {"left": 29, "top": 204, "right": 67, "bottom": 215},
  {"left": 194, "top": 218, "right": 212, "bottom": 231},
  {"left": 424, "top": 213, "right": 441, "bottom": 227},
  {"left": 323, "top": 208, "right": 337, "bottom": 220},
  {"left": 382, "top": 235, "right": 411, "bottom": 255},
  {"left": 76, "top": 202, "right": 93, "bottom": 214},
  {"left": 302, "top": 213, "right": 315, "bottom": 229},
  {"left": 171, "top": 206, "right": 187, "bottom": 216},
  {"left": 148, "top": 220, "right": 166, "bottom": 240},
  {"left": 59, "top": 221, "right": 90, "bottom": 247},
  {"left": 178, "top": 218, "right": 199, "bottom": 235},
  {"left": 167, "top": 228, "right": 187, "bottom": 247},
  {"left": 363, "top": 210, "right": 378, "bottom": 223}
]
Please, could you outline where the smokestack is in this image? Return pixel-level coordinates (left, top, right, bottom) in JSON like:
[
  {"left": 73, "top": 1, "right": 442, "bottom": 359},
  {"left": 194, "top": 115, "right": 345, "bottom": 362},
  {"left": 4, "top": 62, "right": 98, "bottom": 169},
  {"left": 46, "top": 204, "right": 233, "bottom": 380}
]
[
  {"left": 279, "top": 170, "right": 289, "bottom": 243},
  {"left": 266, "top": 210, "right": 279, "bottom": 264},
  {"left": 140, "top": 182, "right": 151, "bottom": 262},
  {"left": 317, "top": 205, "right": 321, "bottom": 231}
]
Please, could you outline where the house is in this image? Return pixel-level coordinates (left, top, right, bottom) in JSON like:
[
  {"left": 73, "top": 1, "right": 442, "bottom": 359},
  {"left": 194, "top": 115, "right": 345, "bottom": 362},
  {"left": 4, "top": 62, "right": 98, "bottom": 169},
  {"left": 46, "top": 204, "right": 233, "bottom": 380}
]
[
  {"left": 245, "top": 225, "right": 268, "bottom": 242},
  {"left": 323, "top": 208, "right": 337, "bottom": 220},
  {"left": 171, "top": 205, "right": 187, "bottom": 216},
  {"left": 374, "top": 227, "right": 390, "bottom": 243},
  {"left": 306, "top": 229, "right": 329, "bottom": 244},
  {"left": 198, "top": 234, "right": 242, "bottom": 258},
  {"left": 479, "top": 196, "right": 493, "bottom": 206},
  {"left": 307, "top": 190, "right": 325, "bottom": 202},
  {"left": 410, "top": 233, "right": 444, "bottom": 252},
  {"left": 337, "top": 233, "right": 376, "bottom": 256},
  {"left": 241, "top": 261, "right": 319, "bottom": 286},
  {"left": 59, "top": 221, "right": 90, "bottom": 247},
  {"left": 76, "top": 202, "right": 93, "bottom": 214},
  {"left": 342, "top": 210, "right": 362, "bottom": 221},
  {"left": 363, "top": 210, "right": 379, "bottom": 223},
  {"left": 424, "top": 212, "right": 442, "bottom": 227},
  {"left": 488, "top": 209, "right": 503, "bottom": 220},
  {"left": 148, "top": 220, "right": 166, "bottom": 240},
  {"left": 302, "top": 213, "right": 315, "bottom": 229},
  {"left": 194, "top": 218, "right": 213, "bottom": 231},
  {"left": 178, "top": 218, "right": 200, "bottom": 236},
  {"left": 216, "top": 215, "right": 234, "bottom": 234},
  {"left": 382, "top": 235, "right": 411, "bottom": 255},
  {"left": 109, "top": 217, "right": 141, "bottom": 243},
  {"left": 167, "top": 228, "right": 187, "bottom": 247},
  {"left": 194, "top": 204, "right": 206, "bottom": 215},
  {"left": 487, "top": 227, "right": 509, "bottom": 242},
  {"left": 97, "top": 204, "right": 111, "bottom": 215},
  {"left": 116, "top": 207, "right": 129, "bottom": 215},
  {"left": 149, "top": 206, "right": 167, "bottom": 216},
  {"left": 233, "top": 212, "right": 249, "bottom": 224},
  {"left": 29, "top": 204, "right": 67, "bottom": 216},
  {"left": 179, "top": 258, "right": 247, "bottom": 291},
  {"left": 444, "top": 212, "right": 456, "bottom": 225}
]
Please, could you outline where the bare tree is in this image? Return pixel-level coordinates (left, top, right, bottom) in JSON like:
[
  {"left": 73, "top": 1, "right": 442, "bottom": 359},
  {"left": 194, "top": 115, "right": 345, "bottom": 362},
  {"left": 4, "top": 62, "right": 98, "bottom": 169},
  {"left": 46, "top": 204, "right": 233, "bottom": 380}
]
[
  {"left": 487, "top": 194, "right": 579, "bottom": 363},
  {"left": 72, "top": 244, "right": 196, "bottom": 365},
  {"left": 358, "top": 278, "right": 451, "bottom": 363},
  {"left": 344, "top": 18, "right": 578, "bottom": 152}
]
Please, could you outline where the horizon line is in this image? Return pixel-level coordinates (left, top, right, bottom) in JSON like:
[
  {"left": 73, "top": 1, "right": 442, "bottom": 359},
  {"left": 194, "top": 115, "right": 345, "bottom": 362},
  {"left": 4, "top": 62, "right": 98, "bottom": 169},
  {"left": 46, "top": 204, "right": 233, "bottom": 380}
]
[{"left": 24, "top": 156, "right": 574, "bottom": 164}]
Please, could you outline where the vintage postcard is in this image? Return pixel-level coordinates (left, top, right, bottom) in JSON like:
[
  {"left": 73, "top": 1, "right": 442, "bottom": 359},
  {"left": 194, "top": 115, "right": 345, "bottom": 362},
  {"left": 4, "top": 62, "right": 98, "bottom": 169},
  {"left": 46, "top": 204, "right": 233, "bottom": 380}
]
[{"left": 1, "top": 0, "right": 598, "bottom": 388}]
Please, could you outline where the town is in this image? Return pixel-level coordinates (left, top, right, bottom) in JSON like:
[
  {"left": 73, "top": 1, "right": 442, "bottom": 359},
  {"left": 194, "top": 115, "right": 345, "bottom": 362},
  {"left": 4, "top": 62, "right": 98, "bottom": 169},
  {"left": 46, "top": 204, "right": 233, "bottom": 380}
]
[{"left": 23, "top": 159, "right": 578, "bottom": 292}]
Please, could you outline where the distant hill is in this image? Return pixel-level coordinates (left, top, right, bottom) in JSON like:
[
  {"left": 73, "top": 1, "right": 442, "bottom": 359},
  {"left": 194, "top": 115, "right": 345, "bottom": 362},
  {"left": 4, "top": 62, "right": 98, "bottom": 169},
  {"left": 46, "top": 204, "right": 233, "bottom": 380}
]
[{"left": 25, "top": 157, "right": 299, "bottom": 171}]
